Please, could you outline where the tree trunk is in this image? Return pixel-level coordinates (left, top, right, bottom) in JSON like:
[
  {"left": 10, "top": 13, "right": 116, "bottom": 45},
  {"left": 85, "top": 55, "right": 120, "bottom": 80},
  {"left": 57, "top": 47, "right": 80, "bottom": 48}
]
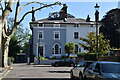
[
  {"left": 2, "top": 37, "right": 11, "bottom": 67},
  {"left": 0, "top": 17, "right": 3, "bottom": 67}
]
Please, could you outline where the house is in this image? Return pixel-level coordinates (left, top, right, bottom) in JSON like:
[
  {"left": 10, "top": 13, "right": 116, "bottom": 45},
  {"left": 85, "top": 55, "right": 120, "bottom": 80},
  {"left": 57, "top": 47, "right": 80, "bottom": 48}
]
[{"left": 30, "top": 4, "right": 98, "bottom": 58}]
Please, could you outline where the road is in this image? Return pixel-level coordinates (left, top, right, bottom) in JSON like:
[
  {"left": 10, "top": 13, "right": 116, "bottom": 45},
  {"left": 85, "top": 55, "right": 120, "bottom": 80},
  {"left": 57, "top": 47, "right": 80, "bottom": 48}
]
[{"left": 2, "top": 63, "right": 73, "bottom": 80}]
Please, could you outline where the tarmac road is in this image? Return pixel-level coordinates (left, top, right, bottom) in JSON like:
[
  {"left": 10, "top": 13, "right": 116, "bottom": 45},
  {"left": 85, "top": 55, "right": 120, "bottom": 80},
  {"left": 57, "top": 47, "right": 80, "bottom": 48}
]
[{"left": 2, "top": 63, "right": 73, "bottom": 80}]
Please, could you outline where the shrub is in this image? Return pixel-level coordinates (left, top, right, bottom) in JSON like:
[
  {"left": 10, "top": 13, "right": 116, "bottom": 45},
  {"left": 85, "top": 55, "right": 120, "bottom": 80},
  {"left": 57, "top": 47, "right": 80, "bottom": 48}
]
[
  {"left": 61, "top": 56, "right": 67, "bottom": 59},
  {"left": 84, "top": 53, "right": 96, "bottom": 61},
  {"left": 50, "top": 56, "right": 58, "bottom": 60},
  {"left": 10, "top": 57, "right": 15, "bottom": 63},
  {"left": 37, "top": 56, "right": 48, "bottom": 60},
  {"left": 77, "top": 52, "right": 85, "bottom": 58}
]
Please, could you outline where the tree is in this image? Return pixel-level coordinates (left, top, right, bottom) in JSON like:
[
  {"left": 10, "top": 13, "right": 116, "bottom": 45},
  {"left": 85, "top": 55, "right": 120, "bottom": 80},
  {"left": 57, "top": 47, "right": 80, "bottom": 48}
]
[
  {"left": 100, "top": 8, "right": 120, "bottom": 48},
  {"left": 64, "top": 42, "right": 75, "bottom": 57},
  {"left": 0, "top": 0, "right": 61, "bottom": 67},
  {"left": 8, "top": 35, "right": 22, "bottom": 62},
  {"left": 79, "top": 32, "right": 110, "bottom": 56}
]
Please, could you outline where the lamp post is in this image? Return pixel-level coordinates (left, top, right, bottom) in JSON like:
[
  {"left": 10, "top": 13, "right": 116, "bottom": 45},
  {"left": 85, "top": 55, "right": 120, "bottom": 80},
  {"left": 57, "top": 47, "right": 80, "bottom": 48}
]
[{"left": 94, "top": 3, "right": 100, "bottom": 60}]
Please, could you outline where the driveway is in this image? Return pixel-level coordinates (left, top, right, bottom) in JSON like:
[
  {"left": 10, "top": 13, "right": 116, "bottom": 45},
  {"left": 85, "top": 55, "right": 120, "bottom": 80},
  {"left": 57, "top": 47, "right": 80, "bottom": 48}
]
[{"left": 2, "top": 63, "right": 73, "bottom": 80}]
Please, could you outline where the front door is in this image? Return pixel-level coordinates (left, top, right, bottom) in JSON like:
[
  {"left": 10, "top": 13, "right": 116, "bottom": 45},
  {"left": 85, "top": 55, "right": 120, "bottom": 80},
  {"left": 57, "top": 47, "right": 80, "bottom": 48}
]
[{"left": 38, "top": 46, "right": 44, "bottom": 57}]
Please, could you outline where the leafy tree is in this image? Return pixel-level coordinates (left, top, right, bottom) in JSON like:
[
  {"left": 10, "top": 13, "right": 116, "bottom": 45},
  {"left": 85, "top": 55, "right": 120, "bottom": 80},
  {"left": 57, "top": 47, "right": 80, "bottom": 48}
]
[
  {"left": 100, "top": 8, "right": 120, "bottom": 48},
  {"left": 8, "top": 35, "right": 22, "bottom": 62},
  {"left": 79, "top": 32, "right": 110, "bottom": 56},
  {"left": 0, "top": 0, "right": 61, "bottom": 67},
  {"left": 64, "top": 42, "right": 75, "bottom": 57}
]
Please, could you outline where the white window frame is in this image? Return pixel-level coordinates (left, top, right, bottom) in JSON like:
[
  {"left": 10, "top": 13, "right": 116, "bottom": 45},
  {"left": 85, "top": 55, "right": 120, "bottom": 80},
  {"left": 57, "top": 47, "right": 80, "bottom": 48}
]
[
  {"left": 54, "top": 24, "right": 60, "bottom": 27},
  {"left": 73, "top": 31, "right": 79, "bottom": 39},
  {"left": 74, "top": 44, "right": 81, "bottom": 53},
  {"left": 37, "top": 44, "right": 45, "bottom": 57},
  {"left": 38, "top": 31, "right": 44, "bottom": 40},
  {"left": 52, "top": 43, "right": 62, "bottom": 56},
  {"left": 54, "top": 31, "right": 60, "bottom": 40}
]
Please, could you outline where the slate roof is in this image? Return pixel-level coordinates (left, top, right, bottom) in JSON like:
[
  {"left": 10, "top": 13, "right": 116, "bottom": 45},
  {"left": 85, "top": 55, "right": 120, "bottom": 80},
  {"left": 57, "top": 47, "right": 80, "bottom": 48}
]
[{"left": 30, "top": 18, "right": 96, "bottom": 24}]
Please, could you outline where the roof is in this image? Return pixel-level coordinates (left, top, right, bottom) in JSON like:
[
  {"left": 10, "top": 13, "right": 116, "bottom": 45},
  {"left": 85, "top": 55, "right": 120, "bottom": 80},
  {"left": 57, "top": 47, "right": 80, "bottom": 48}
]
[
  {"left": 30, "top": 18, "right": 96, "bottom": 24},
  {"left": 96, "top": 61, "right": 120, "bottom": 64}
]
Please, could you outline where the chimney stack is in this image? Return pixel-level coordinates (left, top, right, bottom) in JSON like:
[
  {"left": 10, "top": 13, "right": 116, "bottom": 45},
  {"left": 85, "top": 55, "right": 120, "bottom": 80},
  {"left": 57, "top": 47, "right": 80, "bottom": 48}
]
[
  {"left": 60, "top": 4, "right": 68, "bottom": 19},
  {"left": 31, "top": 7, "right": 35, "bottom": 21},
  {"left": 86, "top": 15, "right": 91, "bottom": 22}
]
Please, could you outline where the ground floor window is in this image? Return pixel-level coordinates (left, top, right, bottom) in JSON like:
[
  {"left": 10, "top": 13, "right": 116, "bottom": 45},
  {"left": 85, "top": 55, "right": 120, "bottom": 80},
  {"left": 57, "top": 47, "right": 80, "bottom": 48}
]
[
  {"left": 52, "top": 43, "right": 61, "bottom": 55},
  {"left": 75, "top": 44, "right": 81, "bottom": 54},
  {"left": 38, "top": 46, "right": 44, "bottom": 57}
]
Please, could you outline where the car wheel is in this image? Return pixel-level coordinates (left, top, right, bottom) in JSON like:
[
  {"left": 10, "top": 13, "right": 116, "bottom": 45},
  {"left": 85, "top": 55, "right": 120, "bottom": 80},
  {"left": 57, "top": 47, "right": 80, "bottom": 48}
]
[
  {"left": 79, "top": 72, "right": 83, "bottom": 80},
  {"left": 70, "top": 64, "right": 74, "bottom": 67},
  {"left": 70, "top": 71, "right": 74, "bottom": 79}
]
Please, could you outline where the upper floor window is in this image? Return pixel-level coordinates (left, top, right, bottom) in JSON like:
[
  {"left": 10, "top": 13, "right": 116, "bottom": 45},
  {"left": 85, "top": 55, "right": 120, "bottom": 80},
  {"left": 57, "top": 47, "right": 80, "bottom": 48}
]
[
  {"left": 38, "top": 31, "right": 43, "bottom": 39},
  {"left": 52, "top": 43, "right": 61, "bottom": 54},
  {"left": 74, "top": 24, "right": 79, "bottom": 27},
  {"left": 54, "top": 31, "right": 60, "bottom": 40},
  {"left": 44, "top": 24, "right": 53, "bottom": 27},
  {"left": 75, "top": 44, "right": 79, "bottom": 54},
  {"left": 74, "top": 32, "right": 79, "bottom": 39},
  {"left": 39, "top": 23, "right": 43, "bottom": 27},
  {"left": 54, "top": 24, "right": 60, "bottom": 27},
  {"left": 90, "top": 24, "right": 94, "bottom": 27}
]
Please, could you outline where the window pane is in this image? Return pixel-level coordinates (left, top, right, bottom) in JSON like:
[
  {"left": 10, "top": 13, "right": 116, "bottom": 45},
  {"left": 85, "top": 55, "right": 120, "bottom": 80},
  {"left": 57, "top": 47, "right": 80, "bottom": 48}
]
[
  {"left": 75, "top": 45, "right": 79, "bottom": 53},
  {"left": 39, "top": 32, "right": 42, "bottom": 39},
  {"left": 44, "top": 24, "right": 53, "bottom": 27},
  {"left": 74, "top": 32, "right": 79, "bottom": 39},
  {"left": 55, "top": 44, "right": 59, "bottom": 54},
  {"left": 39, "top": 23, "right": 43, "bottom": 27},
  {"left": 54, "top": 32, "right": 59, "bottom": 39},
  {"left": 54, "top": 24, "right": 59, "bottom": 27}
]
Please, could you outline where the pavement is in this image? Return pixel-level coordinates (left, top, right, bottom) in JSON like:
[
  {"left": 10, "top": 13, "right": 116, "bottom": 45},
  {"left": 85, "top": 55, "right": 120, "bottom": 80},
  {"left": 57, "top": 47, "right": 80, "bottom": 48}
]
[
  {"left": 1, "top": 63, "right": 73, "bottom": 80},
  {"left": 0, "top": 66, "right": 12, "bottom": 80}
]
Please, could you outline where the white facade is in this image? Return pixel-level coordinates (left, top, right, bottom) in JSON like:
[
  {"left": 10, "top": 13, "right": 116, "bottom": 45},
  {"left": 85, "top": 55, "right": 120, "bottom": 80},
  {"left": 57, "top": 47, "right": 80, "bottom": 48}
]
[{"left": 66, "top": 23, "right": 96, "bottom": 53}]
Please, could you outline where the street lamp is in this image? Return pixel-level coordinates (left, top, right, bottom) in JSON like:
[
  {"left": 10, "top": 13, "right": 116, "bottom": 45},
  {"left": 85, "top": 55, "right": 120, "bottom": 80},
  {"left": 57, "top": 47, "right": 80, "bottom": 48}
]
[{"left": 94, "top": 3, "right": 100, "bottom": 60}]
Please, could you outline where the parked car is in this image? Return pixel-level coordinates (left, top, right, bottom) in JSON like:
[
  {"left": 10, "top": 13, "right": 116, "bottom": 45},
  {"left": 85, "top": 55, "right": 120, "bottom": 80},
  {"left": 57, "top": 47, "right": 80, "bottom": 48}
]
[
  {"left": 82, "top": 61, "right": 120, "bottom": 80},
  {"left": 51, "top": 59, "right": 75, "bottom": 67},
  {"left": 70, "top": 61, "right": 94, "bottom": 80}
]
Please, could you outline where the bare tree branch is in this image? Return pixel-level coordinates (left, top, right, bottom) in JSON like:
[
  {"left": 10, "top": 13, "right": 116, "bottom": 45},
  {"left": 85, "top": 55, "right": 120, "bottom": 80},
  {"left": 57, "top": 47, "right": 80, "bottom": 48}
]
[
  {"left": 2, "top": 0, "right": 15, "bottom": 19},
  {"left": 9, "top": 0, "right": 19, "bottom": 38},
  {"left": 18, "top": 2, "right": 61, "bottom": 24},
  {"left": 19, "top": 1, "right": 46, "bottom": 13}
]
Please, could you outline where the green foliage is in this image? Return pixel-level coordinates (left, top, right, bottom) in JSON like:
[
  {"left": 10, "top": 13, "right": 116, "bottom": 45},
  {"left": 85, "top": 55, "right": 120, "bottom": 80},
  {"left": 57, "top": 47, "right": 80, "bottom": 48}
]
[
  {"left": 50, "top": 56, "right": 57, "bottom": 60},
  {"left": 77, "top": 52, "right": 85, "bottom": 58},
  {"left": 8, "top": 35, "right": 22, "bottom": 62},
  {"left": 79, "top": 32, "right": 110, "bottom": 56},
  {"left": 100, "top": 9, "right": 120, "bottom": 48},
  {"left": 37, "top": 56, "right": 48, "bottom": 60},
  {"left": 10, "top": 57, "right": 15, "bottom": 63},
  {"left": 19, "top": 50, "right": 23, "bottom": 53},
  {"left": 64, "top": 42, "right": 75, "bottom": 56}
]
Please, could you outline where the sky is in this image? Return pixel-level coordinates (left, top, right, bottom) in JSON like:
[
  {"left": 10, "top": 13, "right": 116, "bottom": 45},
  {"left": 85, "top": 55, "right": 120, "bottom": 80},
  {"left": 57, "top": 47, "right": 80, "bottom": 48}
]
[{"left": 1, "top": 1, "right": 119, "bottom": 33}]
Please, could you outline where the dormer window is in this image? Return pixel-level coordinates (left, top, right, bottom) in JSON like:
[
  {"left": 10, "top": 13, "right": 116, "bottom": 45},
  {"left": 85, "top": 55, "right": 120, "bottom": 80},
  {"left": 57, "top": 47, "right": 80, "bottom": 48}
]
[{"left": 74, "top": 24, "right": 79, "bottom": 27}]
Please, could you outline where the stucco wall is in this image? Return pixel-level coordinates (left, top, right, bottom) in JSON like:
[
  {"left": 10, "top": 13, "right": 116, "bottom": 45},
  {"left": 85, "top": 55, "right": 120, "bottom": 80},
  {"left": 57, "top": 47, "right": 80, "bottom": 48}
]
[{"left": 33, "top": 27, "right": 66, "bottom": 57}]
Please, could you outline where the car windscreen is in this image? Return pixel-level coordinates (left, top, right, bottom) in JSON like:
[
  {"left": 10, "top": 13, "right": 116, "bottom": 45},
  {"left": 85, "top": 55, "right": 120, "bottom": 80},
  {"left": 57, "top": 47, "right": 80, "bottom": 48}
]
[
  {"left": 77, "top": 62, "right": 93, "bottom": 67},
  {"left": 101, "top": 63, "right": 120, "bottom": 73}
]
